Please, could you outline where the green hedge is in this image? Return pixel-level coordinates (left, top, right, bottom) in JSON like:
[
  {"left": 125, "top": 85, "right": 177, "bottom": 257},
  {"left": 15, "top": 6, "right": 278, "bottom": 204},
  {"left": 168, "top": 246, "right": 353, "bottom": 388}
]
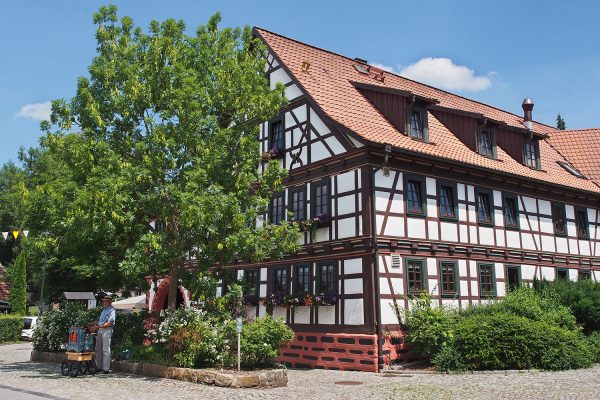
[
  {"left": 434, "top": 312, "right": 594, "bottom": 371},
  {"left": 111, "top": 312, "right": 146, "bottom": 351},
  {"left": 535, "top": 278, "right": 600, "bottom": 333},
  {"left": 404, "top": 288, "right": 595, "bottom": 372},
  {"left": 0, "top": 315, "right": 22, "bottom": 343}
]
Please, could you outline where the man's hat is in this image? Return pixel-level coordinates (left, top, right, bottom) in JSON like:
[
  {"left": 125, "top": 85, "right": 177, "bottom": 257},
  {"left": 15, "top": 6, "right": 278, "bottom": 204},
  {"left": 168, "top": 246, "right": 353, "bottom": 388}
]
[{"left": 97, "top": 291, "right": 113, "bottom": 301}]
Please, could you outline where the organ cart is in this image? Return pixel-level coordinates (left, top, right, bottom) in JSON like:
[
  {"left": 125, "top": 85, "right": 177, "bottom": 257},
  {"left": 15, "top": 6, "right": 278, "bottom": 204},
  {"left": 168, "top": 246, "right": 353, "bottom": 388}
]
[{"left": 61, "top": 326, "right": 96, "bottom": 377}]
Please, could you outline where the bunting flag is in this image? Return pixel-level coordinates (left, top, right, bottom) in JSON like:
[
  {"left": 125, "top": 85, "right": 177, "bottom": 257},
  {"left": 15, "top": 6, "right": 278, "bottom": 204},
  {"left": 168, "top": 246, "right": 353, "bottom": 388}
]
[
  {"left": 149, "top": 220, "right": 156, "bottom": 230},
  {"left": 12, "top": 230, "right": 19, "bottom": 240},
  {"left": 1, "top": 232, "right": 7, "bottom": 240},
  {"left": 23, "top": 230, "right": 29, "bottom": 238}
]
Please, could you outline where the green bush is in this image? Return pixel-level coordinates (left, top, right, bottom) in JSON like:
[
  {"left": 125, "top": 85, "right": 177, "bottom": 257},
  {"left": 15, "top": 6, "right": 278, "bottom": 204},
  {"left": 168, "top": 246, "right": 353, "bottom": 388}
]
[
  {"left": 404, "top": 288, "right": 595, "bottom": 372},
  {"left": 239, "top": 316, "right": 294, "bottom": 368},
  {"left": 535, "top": 278, "right": 600, "bottom": 333},
  {"left": 0, "top": 315, "right": 22, "bottom": 343},
  {"left": 111, "top": 312, "right": 146, "bottom": 351},
  {"left": 461, "top": 287, "right": 577, "bottom": 330},
  {"left": 32, "top": 303, "right": 99, "bottom": 352},
  {"left": 402, "top": 292, "right": 455, "bottom": 358},
  {"left": 586, "top": 331, "right": 600, "bottom": 362},
  {"left": 439, "top": 312, "right": 593, "bottom": 371}
]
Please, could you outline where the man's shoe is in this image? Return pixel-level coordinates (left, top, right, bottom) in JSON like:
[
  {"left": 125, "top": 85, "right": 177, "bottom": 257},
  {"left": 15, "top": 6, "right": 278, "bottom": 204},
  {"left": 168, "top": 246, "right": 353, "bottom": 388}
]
[{"left": 102, "top": 370, "right": 110, "bottom": 374}]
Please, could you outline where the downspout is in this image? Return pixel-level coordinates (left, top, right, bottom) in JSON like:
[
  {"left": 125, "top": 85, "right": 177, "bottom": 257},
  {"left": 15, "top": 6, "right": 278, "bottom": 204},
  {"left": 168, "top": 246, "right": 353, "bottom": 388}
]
[{"left": 371, "top": 144, "right": 392, "bottom": 372}]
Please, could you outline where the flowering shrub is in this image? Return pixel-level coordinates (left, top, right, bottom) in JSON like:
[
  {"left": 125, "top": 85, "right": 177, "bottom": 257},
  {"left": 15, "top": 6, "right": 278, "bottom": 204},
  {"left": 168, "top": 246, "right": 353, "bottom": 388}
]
[
  {"left": 32, "top": 303, "right": 100, "bottom": 352},
  {"left": 146, "top": 307, "right": 235, "bottom": 368}
]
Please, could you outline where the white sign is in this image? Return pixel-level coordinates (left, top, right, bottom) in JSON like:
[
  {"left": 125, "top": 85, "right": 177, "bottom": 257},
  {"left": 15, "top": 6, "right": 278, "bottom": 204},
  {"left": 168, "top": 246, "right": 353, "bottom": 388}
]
[{"left": 236, "top": 317, "right": 243, "bottom": 333}]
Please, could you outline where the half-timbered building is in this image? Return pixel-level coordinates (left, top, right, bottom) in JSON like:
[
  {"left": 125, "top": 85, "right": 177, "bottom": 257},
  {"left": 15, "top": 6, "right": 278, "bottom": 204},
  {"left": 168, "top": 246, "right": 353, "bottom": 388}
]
[{"left": 148, "top": 28, "right": 600, "bottom": 373}]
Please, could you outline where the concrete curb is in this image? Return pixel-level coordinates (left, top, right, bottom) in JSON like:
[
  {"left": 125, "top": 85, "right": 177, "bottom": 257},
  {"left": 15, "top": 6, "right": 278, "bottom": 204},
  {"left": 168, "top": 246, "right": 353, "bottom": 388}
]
[{"left": 30, "top": 351, "right": 287, "bottom": 388}]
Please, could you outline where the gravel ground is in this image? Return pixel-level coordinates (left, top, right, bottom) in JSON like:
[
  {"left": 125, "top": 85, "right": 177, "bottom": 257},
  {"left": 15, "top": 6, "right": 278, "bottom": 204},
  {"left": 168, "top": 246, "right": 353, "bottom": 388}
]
[{"left": 1, "top": 342, "right": 600, "bottom": 399}]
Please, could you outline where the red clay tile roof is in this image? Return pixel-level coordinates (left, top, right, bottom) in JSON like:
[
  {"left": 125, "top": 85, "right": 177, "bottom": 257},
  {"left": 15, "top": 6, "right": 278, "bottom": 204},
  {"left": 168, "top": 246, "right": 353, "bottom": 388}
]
[
  {"left": 548, "top": 129, "right": 600, "bottom": 182},
  {"left": 255, "top": 27, "right": 600, "bottom": 195}
]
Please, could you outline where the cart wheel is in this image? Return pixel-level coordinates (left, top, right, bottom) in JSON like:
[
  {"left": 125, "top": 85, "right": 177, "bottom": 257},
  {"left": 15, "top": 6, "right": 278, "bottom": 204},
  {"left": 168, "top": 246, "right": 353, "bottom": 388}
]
[
  {"left": 79, "top": 360, "right": 88, "bottom": 375},
  {"left": 69, "top": 361, "right": 79, "bottom": 377},
  {"left": 61, "top": 360, "right": 69, "bottom": 376},
  {"left": 88, "top": 360, "right": 97, "bottom": 375}
]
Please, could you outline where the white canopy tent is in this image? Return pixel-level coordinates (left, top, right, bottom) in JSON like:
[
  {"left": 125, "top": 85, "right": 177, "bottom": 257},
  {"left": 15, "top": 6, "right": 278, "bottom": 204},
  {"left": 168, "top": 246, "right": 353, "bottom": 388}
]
[{"left": 111, "top": 295, "right": 147, "bottom": 312}]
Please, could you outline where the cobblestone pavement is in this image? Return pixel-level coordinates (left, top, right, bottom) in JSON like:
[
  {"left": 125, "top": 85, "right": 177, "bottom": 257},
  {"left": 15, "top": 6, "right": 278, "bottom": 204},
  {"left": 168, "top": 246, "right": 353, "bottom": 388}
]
[{"left": 2, "top": 342, "right": 600, "bottom": 399}]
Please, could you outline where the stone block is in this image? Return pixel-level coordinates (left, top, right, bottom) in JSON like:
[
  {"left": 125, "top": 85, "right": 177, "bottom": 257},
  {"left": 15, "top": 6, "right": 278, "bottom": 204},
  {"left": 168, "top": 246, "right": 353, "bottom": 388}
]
[
  {"left": 237, "top": 374, "right": 260, "bottom": 388},
  {"left": 214, "top": 372, "right": 233, "bottom": 387}
]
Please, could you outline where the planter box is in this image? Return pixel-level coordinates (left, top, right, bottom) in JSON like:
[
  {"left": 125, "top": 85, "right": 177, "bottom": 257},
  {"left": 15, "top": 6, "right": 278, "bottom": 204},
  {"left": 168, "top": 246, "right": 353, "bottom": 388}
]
[{"left": 30, "top": 350, "right": 287, "bottom": 388}]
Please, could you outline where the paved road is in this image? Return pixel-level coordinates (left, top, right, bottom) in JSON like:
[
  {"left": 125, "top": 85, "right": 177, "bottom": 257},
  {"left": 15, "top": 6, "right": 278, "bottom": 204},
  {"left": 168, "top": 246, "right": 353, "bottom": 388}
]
[{"left": 2, "top": 342, "right": 600, "bottom": 399}]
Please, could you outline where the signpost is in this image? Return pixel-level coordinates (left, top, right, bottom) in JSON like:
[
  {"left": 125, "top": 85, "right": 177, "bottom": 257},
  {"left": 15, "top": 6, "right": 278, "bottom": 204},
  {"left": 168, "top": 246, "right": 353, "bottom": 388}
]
[{"left": 236, "top": 317, "right": 242, "bottom": 373}]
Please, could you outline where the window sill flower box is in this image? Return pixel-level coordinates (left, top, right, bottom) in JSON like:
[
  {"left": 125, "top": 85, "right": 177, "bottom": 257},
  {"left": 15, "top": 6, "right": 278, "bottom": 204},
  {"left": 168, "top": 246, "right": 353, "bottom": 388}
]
[
  {"left": 315, "top": 292, "right": 338, "bottom": 306},
  {"left": 261, "top": 147, "right": 285, "bottom": 162},
  {"left": 313, "top": 213, "right": 331, "bottom": 228}
]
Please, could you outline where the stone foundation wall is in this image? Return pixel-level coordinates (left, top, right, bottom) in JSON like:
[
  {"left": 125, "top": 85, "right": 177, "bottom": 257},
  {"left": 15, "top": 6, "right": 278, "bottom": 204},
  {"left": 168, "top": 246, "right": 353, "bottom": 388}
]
[{"left": 277, "top": 332, "right": 378, "bottom": 372}]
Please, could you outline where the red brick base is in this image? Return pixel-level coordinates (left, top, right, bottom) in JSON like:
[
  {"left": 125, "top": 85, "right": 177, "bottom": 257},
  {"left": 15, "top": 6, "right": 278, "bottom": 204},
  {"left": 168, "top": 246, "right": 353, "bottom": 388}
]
[
  {"left": 381, "top": 330, "right": 421, "bottom": 366},
  {"left": 277, "top": 332, "right": 378, "bottom": 372}
]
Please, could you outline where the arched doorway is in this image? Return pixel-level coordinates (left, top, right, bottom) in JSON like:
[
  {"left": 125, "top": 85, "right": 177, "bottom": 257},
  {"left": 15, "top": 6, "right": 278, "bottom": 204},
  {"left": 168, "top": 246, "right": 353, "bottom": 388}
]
[{"left": 151, "top": 278, "right": 186, "bottom": 311}]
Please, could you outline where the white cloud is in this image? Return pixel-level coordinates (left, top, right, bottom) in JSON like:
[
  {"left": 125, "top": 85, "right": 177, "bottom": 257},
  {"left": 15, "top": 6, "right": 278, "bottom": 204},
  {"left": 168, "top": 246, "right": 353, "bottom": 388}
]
[
  {"left": 372, "top": 58, "right": 492, "bottom": 92},
  {"left": 371, "top": 63, "right": 397, "bottom": 73},
  {"left": 16, "top": 101, "right": 52, "bottom": 121}
]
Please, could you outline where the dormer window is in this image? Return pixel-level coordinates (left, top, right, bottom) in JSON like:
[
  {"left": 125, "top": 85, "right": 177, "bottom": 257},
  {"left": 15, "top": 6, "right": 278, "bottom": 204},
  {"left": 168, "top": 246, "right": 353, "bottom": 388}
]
[
  {"left": 524, "top": 141, "right": 540, "bottom": 169},
  {"left": 268, "top": 119, "right": 285, "bottom": 159},
  {"left": 477, "top": 128, "right": 495, "bottom": 158},
  {"left": 409, "top": 108, "right": 427, "bottom": 142}
]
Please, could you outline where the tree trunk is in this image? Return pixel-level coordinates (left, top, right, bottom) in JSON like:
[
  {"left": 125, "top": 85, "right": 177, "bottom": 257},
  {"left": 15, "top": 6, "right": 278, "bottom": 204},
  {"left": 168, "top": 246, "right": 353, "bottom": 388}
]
[{"left": 167, "top": 259, "right": 180, "bottom": 309}]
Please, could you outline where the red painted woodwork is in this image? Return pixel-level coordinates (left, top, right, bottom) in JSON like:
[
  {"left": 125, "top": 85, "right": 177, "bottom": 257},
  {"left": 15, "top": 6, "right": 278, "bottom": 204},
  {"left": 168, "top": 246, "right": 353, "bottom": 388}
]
[
  {"left": 276, "top": 332, "right": 379, "bottom": 372},
  {"left": 496, "top": 127, "right": 526, "bottom": 162},
  {"left": 431, "top": 109, "right": 479, "bottom": 151},
  {"left": 359, "top": 89, "right": 407, "bottom": 133}
]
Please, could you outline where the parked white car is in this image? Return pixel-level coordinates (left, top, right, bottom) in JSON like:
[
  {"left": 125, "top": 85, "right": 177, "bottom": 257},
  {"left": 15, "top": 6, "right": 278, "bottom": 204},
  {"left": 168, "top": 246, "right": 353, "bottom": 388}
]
[{"left": 21, "top": 316, "right": 38, "bottom": 340}]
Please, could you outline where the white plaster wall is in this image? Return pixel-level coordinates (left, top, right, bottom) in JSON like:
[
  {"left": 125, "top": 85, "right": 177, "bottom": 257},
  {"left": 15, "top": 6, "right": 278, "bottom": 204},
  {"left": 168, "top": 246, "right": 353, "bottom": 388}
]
[
  {"left": 344, "top": 278, "right": 363, "bottom": 294},
  {"left": 344, "top": 299, "right": 364, "bottom": 325},
  {"left": 381, "top": 299, "right": 401, "bottom": 325},
  {"left": 337, "top": 170, "right": 356, "bottom": 193},
  {"left": 440, "top": 222, "right": 458, "bottom": 242},
  {"left": 318, "top": 306, "right": 335, "bottom": 324},
  {"left": 337, "top": 217, "right": 355, "bottom": 239},
  {"left": 385, "top": 216, "right": 405, "bottom": 237},
  {"left": 344, "top": 258, "right": 363, "bottom": 274},
  {"left": 294, "top": 307, "right": 310, "bottom": 324},
  {"left": 407, "top": 218, "right": 426, "bottom": 239}
]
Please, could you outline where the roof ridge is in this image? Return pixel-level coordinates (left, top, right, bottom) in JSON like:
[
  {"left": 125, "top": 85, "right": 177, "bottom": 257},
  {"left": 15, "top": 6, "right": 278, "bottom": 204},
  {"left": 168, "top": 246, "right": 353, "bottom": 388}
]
[
  {"left": 253, "top": 26, "right": 558, "bottom": 132},
  {"left": 555, "top": 128, "right": 600, "bottom": 133}
]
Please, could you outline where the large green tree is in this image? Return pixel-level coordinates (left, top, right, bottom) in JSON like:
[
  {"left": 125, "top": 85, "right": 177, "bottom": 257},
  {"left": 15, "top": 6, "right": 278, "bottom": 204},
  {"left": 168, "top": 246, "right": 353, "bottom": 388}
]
[
  {"left": 0, "top": 161, "right": 27, "bottom": 266},
  {"left": 33, "top": 6, "right": 299, "bottom": 306}
]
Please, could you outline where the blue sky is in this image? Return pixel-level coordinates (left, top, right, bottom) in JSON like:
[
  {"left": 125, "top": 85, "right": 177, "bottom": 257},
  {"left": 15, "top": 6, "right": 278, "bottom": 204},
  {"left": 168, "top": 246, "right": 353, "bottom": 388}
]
[{"left": 2, "top": 0, "right": 600, "bottom": 165}]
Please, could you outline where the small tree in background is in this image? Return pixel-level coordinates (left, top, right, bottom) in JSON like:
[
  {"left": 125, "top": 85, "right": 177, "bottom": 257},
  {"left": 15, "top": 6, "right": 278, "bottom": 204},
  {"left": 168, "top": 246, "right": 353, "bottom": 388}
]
[
  {"left": 8, "top": 252, "right": 27, "bottom": 315},
  {"left": 556, "top": 113, "right": 566, "bottom": 130}
]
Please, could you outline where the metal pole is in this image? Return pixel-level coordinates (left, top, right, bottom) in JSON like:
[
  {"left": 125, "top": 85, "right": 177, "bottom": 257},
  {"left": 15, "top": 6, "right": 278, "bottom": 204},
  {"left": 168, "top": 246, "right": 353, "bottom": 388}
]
[
  {"left": 38, "top": 254, "right": 46, "bottom": 318},
  {"left": 237, "top": 329, "right": 241, "bottom": 373}
]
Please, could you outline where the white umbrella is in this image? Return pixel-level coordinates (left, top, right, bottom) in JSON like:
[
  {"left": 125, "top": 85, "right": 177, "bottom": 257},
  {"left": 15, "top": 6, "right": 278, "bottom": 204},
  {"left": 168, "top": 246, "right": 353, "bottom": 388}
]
[{"left": 112, "top": 295, "right": 147, "bottom": 310}]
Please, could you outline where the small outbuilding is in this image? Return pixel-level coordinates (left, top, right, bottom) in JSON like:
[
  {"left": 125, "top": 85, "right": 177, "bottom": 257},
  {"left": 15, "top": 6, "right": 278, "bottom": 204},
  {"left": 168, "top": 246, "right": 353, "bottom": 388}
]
[{"left": 62, "top": 292, "right": 97, "bottom": 310}]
